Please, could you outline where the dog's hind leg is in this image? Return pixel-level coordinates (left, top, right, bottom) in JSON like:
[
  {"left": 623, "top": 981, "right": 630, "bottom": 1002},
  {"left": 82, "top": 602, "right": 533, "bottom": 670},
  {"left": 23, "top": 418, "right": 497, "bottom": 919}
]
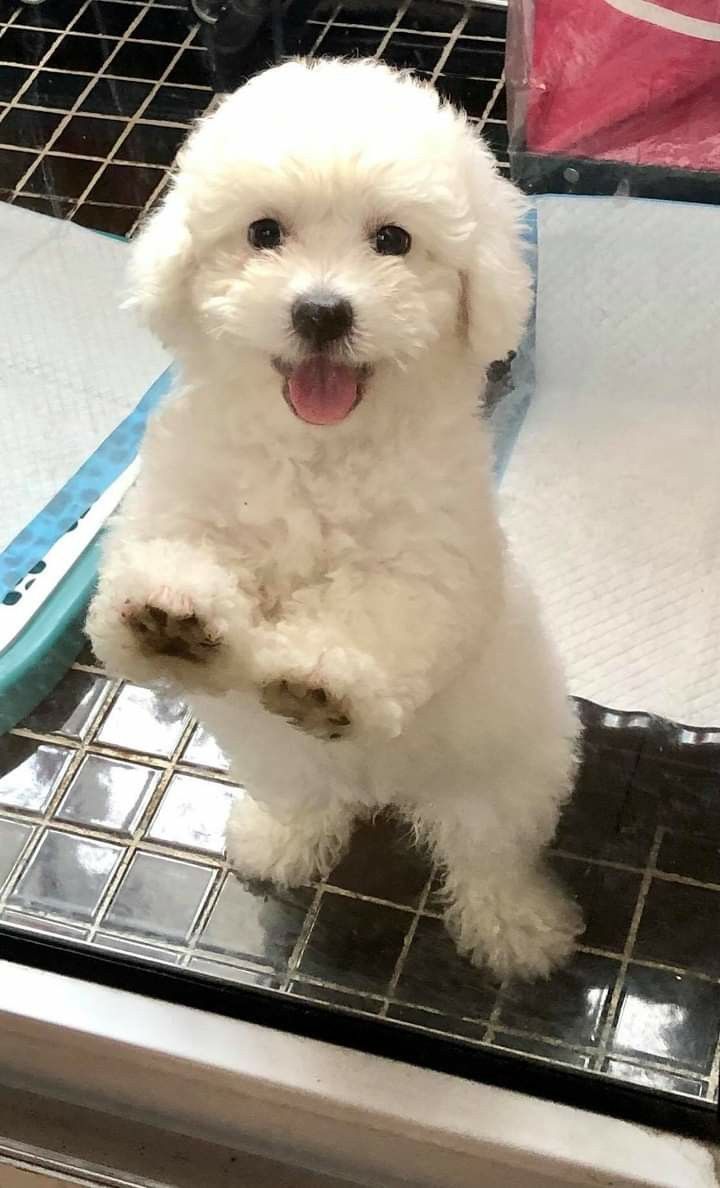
[{"left": 226, "top": 790, "right": 356, "bottom": 887}]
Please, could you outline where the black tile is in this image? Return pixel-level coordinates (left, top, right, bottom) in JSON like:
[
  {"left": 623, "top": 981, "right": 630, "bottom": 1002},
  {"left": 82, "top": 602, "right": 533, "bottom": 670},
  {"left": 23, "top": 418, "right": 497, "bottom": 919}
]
[
  {"left": 12, "top": 193, "right": 74, "bottom": 218},
  {"left": 317, "top": 25, "right": 386, "bottom": 57},
  {"left": 328, "top": 813, "right": 430, "bottom": 907},
  {"left": 0, "top": 26, "right": 56, "bottom": 66},
  {"left": 167, "top": 47, "right": 211, "bottom": 87},
  {"left": 631, "top": 756, "right": 720, "bottom": 839},
  {"left": 289, "top": 979, "right": 383, "bottom": 1015},
  {"left": 393, "top": 916, "right": 498, "bottom": 1018},
  {"left": 0, "top": 735, "right": 73, "bottom": 814},
  {"left": 463, "top": 6, "right": 507, "bottom": 40},
  {"left": 0, "top": 107, "right": 63, "bottom": 150},
  {"left": 197, "top": 875, "right": 313, "bottom": 972},
  {"left": 0, "top": 147, "right": 34, "bottom": 189},
  {"left": 399, "top": 1, "right": 465, "bottom": 34},
  {"left": 0, "top": 64, "right": 32, "bottom": 104},
  {"left": 298, "top": 891, "right": 409, "bottom": 994},
  {"left": 116, "top": 121, "right": 186, "bottom": 166},
  {"left": 435, "top": 74, "right": 497, "bottom": 120},
  {"left": 24, "top": 153, "right": 99, "bottom": 198},
  {"left": 493, "top": 1032, "right": 593, "bottom": 1071},
  {"left": 555, "top": 744, "right": 651, "bottom": 865},
  {"left": 86, "top": 161, "right": 164, "bottom": 205},
  {"left": 24, "top": 69, "right": 89, "bottom": 109},
  {"left": 609, "top": 963, "right": 720, "bottom": 1074},
  {"left": 443, "top": 40, "right": 506, "bottom": 81},
  {"left": 481, "top": 119, "right": 508, "bottom": 156},
  {"left": 107, "top": 41, "right": 176, "bottom": 80},
  {"left": 14, "top": 0, "right": 87, "bottom": 29},
  {"left": 132, "top": 7, "right": 190, "bottom": 43},
  {"left": 603, "top": 1059, "right": 705, "bottom": 1098},
  {"left": 72, "top": 201, "right": 140, "bottom": 235},
  {"left": 75, "top": 3, "right": 141, "bottom": 38},
  {"left": 386, "top": 1001, "right": 488, "bottom": 1043},
  {"left": 499, "top": 952, "right": 619, "bottom": 1047},
  {"left": 80, "top": 76, "right": 152, "bottom": 117},
  {"left": 657, "top": 831, "right": 720, "bottom": 885},
  {"left": 53, "top": 114, "right": 125, "bottom": 157},
  {"left": 380, "top": 32, "right": 447, "bottom": 73},
  {"left": 45, "top": 33, "right": 119, "bottom": 73},
  {"left": 550, "top": 856, "right": 641, "bottom": 954},
  {"left": 635, "top": 878, "right": 720, "bottom": 978},
  {"left": 143, "top": 84, "right": 211, "bottom": 123},
  {"left": 22, "top": 670, "right": 110, "bottom": 740}
]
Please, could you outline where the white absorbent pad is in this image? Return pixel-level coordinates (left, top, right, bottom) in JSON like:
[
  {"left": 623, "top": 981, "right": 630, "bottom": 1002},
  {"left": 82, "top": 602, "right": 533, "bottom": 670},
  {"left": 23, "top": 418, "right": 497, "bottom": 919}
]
[
  {"left": 0, "top": 203, "right": 168, "bottom": 566},
  {"left": 500, "top": 194, "right": 720, "bottom": 727}
]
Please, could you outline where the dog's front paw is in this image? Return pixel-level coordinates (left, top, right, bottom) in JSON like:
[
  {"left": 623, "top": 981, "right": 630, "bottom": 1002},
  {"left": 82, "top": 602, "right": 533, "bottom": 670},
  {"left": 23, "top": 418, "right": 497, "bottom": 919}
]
[
  {"left": 122, "top": 588, "right": 223, "bottom": 664},
  {"left": 261, "top": 679, "right": 351, "bottom": 741}
]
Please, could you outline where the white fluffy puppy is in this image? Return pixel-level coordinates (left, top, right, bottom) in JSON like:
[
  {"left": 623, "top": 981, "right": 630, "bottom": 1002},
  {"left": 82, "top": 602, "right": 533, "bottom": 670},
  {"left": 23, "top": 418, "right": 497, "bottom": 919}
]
[{"left": 88, "top": 58, "right": 582, "bottom": 979}]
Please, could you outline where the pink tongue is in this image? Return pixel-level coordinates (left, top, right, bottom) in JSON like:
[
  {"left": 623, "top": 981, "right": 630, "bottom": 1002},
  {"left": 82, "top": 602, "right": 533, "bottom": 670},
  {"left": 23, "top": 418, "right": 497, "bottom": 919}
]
[{"left": 287, "top": 357, "right": 359, "bottom": 426}]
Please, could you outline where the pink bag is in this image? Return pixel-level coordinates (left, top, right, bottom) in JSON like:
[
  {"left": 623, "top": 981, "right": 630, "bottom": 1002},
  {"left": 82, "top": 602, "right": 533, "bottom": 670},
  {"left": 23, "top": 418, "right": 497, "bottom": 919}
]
[{"left": 509, "top": 0, "right": 720, "bottom": 174}]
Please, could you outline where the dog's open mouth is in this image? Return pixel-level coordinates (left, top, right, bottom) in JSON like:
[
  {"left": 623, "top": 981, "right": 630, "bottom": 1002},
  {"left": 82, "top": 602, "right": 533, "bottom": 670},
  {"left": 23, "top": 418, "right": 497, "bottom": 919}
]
[{"left": 274, "top": 357, "right": 370, "bottom": 426}]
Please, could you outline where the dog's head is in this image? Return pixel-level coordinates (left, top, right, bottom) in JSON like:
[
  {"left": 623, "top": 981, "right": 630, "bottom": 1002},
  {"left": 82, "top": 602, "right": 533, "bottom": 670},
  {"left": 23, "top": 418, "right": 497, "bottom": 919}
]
[{"left": 131, "top": 58, "right": 530, "bottom": 427}]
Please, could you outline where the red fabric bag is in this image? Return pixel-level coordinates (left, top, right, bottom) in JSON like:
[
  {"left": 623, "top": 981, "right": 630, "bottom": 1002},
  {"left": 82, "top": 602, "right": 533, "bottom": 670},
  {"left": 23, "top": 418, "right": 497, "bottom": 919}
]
[{"left": 516, "top": 1, "right": 720, "bottom": 173}]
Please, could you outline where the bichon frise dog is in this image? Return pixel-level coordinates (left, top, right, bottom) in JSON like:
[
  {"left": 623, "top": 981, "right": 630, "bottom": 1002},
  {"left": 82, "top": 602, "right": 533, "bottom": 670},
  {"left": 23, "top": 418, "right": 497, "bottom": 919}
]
[{"left": 88, "top": 58, "right": 582, "bottom": 979}]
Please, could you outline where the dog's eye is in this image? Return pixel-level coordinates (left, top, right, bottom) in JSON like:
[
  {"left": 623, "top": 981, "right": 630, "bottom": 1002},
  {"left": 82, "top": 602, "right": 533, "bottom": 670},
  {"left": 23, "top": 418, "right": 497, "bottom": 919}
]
[
  {"left": 373, "top": 224, "right": 412, "bottom": 257},
  {"left": 248, "top": 218, "right": 284, "bottom": 250}
]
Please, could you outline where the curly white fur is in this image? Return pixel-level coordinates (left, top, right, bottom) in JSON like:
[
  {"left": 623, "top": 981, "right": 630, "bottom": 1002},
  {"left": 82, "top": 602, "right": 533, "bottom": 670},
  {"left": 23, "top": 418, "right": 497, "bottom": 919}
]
[{"left": 88, "top": 58, "right": 582, "bottom": 980}]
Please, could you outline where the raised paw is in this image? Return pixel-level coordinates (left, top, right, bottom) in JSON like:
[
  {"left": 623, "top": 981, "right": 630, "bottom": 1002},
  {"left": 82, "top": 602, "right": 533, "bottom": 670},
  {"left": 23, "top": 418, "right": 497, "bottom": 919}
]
[
  {"left": 260, "top": 679, "right": 352, "bottom": 741},
  {"left": 121, "top": 588, "right": 223, "bottom": 664}
]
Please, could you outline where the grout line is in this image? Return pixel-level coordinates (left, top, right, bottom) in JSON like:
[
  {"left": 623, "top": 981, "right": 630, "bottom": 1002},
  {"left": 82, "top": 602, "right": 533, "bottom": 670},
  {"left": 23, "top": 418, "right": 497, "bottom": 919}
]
[
  {"left": 124, "top": 166, "right": 170, "bottom": 237},
  {"left": 429, "top": 10, "right": 469, "bottom": 83},
  {"left": 307, "top": 4, "right": 341, "bottom": 56},
  {"left": 379, "top": 874, "right": 433, "bottom": 1016},
  {"left": 593, "top": 826, "right": 665, "bottom": 1072},
  {"left": 374, "top": 0, "right": 413, "bottom": 60},
  {"left": 707, "top": 1029, "right": 720, "bottom": 1104},
  {"left": 281, "top": 883, "right": 326, "bottom": 990},
  {"left": 8, "top": 28, "right": 206, "bottom": 49},
  {"left": 476, "top": 72, "right": 505, "bottom": 133}
]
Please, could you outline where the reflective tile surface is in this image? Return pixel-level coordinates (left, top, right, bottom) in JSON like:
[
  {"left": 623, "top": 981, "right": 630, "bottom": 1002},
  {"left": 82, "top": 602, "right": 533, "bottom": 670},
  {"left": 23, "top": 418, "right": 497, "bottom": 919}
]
[{"left": 0, "top": 0, "right": 717, "bottom": 1119}]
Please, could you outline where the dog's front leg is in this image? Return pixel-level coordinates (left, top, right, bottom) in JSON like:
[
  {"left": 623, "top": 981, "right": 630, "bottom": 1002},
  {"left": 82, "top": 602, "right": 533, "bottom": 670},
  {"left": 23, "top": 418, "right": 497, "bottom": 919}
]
[
  {"left": 87, "top": 534, "right": 259, "bottom": 695},
  {"left": 253, "top": 567, "right": 480, "bottom": 741}
]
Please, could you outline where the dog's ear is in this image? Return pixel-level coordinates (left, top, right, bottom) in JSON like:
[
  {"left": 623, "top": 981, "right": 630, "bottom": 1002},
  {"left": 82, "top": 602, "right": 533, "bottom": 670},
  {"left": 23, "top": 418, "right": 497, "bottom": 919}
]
[
  {"left": 127, "top": 185, "right": 194, "bottom": 347},
  {"left": 460, "top": 136, "right": 532, "bottom": 366}
]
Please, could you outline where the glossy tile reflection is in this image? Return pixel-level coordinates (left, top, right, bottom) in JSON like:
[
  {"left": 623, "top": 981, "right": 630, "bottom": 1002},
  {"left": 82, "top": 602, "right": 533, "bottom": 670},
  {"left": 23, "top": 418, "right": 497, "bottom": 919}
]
[
  {"left": 8, "top": 830, "right": 122, "bottom": 922},
  {"left": 96, "top": 684, "right": 189, "bottom": 757},
  {"left": 0, "top": 818, "right": 33, "bottom": 888},
  {"left": 0, "top": 738, "right": 72, "bottom": 813},
  {"left": 23, "top": 669, "right": 110, "bottom": 740},
  {"left": 148, "top": 772, "right": 238, "bottom": 854},
  {"left": 197, "top": 875, "right": 312, "bottom": 971},
  {"left": 609, "top": 965, "right": 720, "bottom": 1074},
  {"left": 56, "top": 754, "right": 159, "bottom": 835},
  {"left": 103, "top": 852, "right": 214, "bottom": 942}
]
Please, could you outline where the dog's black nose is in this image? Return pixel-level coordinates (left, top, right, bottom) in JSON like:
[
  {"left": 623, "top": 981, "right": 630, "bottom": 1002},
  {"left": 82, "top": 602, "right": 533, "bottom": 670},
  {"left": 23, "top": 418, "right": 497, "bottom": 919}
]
[{"left": 291, "top": 293, "right": 354, "bottom": 348}]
